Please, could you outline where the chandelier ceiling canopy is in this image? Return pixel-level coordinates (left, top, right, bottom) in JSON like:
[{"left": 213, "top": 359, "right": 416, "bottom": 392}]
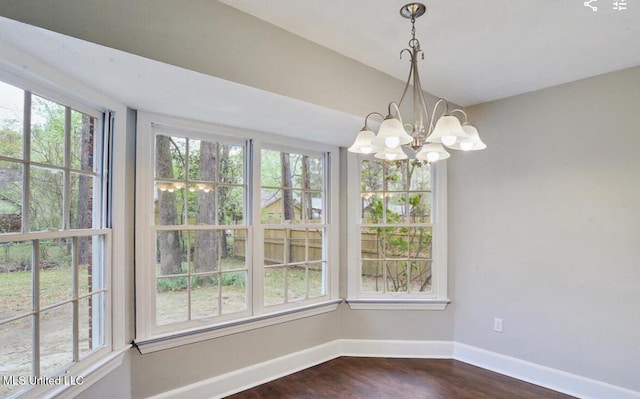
[{"left": 348, "top": 2, "right": 486, "bottom": 162}]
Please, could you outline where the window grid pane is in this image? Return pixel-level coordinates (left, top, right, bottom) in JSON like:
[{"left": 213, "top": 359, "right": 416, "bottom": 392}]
[
  {"left": 154, "top": 135, "right": 245, "bottom": 227},
  {"left": 262, "top": 226, "right": 327, "bottom": 306},
  {"left": 261, "top": 149, "right": 328, "bottom": 307},
  {"left": 155, "top": 228, "right": 248, "bottom": 325},
  {"left": 359, "top": 159, "right": 433, "bottom": 294}
]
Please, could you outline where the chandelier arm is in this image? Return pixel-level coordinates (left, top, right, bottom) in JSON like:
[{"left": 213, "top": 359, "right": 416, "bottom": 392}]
[
  {"left": 413, "top": 60, "right": 432, "bottom": 138},
  {"left": 413, "top": 54, "right": 421, "bottom": 132},
  {"left": 425, "top": 98, "right": 450, "bottom": 136},
  {"left": 364, "top": 112, "right": 385, "bottom": 128},
  {"left": 449, "top": 108, "right": 469, "bottom": 124},
  {"left": 397, "top": 50, "right": 415, "bottom": 109},
  {"left": 389, "top": 102, "right": 404, "bottom": 125}
]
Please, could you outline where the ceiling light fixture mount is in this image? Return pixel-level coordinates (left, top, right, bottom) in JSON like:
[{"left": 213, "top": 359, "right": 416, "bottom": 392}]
[
  {"left": 348, "top": 2, "right": 486, "bottom": 162},
  {"left": 400, "top": 3, "right": 426, "bottom": 19}
]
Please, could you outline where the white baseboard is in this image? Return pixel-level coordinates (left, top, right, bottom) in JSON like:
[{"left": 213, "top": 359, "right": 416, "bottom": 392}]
[
  {"left": 339, "top": 339, "right": 454, "bottom": 358},
  {"left": 453, "top": 343, "right": 640, "bottom": 399},
  {"left": 147, "top": 340, "right": 341, "bottom": 399},
  {"left": 148, "top": 339, "right": 640, "bottom": 399}
]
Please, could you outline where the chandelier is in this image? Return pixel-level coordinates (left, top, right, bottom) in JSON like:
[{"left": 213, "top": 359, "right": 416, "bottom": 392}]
[{"left": 348, "top": 3, "right": 486, "bottom": 162}]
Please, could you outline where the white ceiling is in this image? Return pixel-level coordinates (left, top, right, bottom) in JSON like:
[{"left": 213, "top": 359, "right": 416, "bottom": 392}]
[{"left": 219, "top": 0, "right": 640, "bottom": 106}]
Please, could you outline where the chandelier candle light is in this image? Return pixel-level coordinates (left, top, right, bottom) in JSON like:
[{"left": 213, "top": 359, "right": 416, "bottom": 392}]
[{"left": 348, "top": 3, "right": 486, "bottom": 162}]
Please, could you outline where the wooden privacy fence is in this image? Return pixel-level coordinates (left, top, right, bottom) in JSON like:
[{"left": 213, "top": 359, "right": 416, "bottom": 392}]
[
  {"left": 233, "top": 229, "right": 431, "bottom": 270},
  {"left": 233, "top": 228, "right": 323, "bottom": 264}
]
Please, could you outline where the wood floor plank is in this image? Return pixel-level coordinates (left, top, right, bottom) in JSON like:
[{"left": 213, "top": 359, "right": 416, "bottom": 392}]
[{"left": 225, "top": 357, "right": 577, "bottom": 399}]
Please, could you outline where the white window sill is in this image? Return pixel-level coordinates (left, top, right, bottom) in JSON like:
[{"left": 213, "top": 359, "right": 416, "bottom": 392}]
[
  {"left": 134, "top": 299, "right": 343, "bottom": 354},
  {"left": 15, "top": 346, "right": 130, "bottom": 399},
  {"left": 346, "top": 298, "right": 450, "bottom": 310}
]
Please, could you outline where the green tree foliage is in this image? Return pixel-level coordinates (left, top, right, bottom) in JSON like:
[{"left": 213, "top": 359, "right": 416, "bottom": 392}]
[
  {"left": 0, "top": 129, "right": 22, "bottom": 158},
  {"left": 361, "top": 159, "right": 432, "bottom": 292}
]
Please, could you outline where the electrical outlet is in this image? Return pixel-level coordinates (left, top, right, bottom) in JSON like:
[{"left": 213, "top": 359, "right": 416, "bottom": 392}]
[{"left": 493, "top": 318, "right": 503, "bottom": 333}]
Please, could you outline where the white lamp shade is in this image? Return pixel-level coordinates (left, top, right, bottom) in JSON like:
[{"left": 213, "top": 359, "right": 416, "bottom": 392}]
[
  {"left": 348, "top": 128, "right": 379, "bottom": 154},
  {"left": 371, "top": 117, "right": 413, "bottom": 149},
  {"left": 447, "top": 124, "right": 487, "bottom": 151},
  {"left": 425, "top": 115, "right": 468, "bottom": 146},
  {"left": 374, "top": 145, "right": 408, "bottom": 161},
  {"left": 415, "top": 143, "right": 450, "bottom": 162}
]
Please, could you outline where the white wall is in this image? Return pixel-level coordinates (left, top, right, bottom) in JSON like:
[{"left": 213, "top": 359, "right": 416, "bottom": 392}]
[{"left": 450, "top": 66, "right": 640, "bottom": 392}]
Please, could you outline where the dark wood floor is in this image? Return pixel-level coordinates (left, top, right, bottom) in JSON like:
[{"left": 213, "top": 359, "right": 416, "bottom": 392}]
[{"left": 226, "top": 357, "right": 577, "bottom": 399}]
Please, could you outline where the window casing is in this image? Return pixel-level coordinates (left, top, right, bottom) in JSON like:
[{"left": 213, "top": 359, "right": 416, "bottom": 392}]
[
  {"left": 0, "top": 79, "right": 112, "bottom": 398},
  {"left": 346, "top": 153, "right": 449, "bottom": 310},
  {"left": 135, "top": 114, "right": 339, "bottom": 345}
]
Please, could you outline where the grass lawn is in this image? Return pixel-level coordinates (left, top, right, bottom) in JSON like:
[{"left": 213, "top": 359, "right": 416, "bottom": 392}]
[
  {"left": 0, "top": 265, "right": 94, "bottom": 398},
  {"left": 0, "top": 258, "right": 328, "bottom": 397},
  {"left": 155, "top": 259, "right": 326, "bottom": 325}
]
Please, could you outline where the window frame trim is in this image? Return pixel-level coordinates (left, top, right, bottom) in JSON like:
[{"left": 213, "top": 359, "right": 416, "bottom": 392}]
[
  {"left": 0, "top": 58, "right": 129, "bottom": 399},
  {"left": 345, "top": 151, "right": 450, "bottom": 309},
  {"left": 135, "top": 112, "right": 341, "bottom": 344}
]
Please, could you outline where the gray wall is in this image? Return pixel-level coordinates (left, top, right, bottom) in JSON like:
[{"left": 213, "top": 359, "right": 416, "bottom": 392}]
[
  {"left": 451, "top": 66, "right": 640, "bottom": 392},
  {"left": 131, "top": 312, "right": 341, "bottom": 398},
  {"left": 75, "top": 352, "right": 132, "bottom": 399}
]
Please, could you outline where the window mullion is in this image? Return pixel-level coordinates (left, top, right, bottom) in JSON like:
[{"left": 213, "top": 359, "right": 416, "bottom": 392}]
[
  {"left": 32, "top": 239, "right": 40, "bottom": 377},
  {"left": 284, "top": 230, "right": 289, "bottom": 303},
  {"left": 251, "top": 140, "right": 263, "bottom": 316},
  {"left": 184, "top": 138, "right": 190, "bottom": 227},
  {"left": 101, "top": 112, "right": 113, "bottom": 229},
  {"left": 64, "top": 107, "right": 71, "bottom": 230},
  {"left": 23, "top": 92, "right": 31, "bottom": 234},
  {"left": 72, "top": 236, "right": 80, "bottom": 362},
  {"left": 305, "top": 228, "right": 309, "bottom": 300}
]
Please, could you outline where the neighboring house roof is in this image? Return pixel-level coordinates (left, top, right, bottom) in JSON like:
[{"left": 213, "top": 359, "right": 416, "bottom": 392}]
[{"left": 261, "top": 191, "right": 322, "bottom": 211}]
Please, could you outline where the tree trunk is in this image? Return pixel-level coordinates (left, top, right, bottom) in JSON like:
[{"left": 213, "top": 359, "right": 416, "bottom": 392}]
[
  {"left": 156, "top": 135, "right": 182, "bottom": 275},
  {"left": 194, "top": 141, "right": 218, "bottom": 272},
  {"left": 218, "top": 145, "right": 229, "bottom": 257},
  {"left": 282, "top": 153, "right": 295, "bottom": 221},
  {"left": 302, "top": 156, "right": 312, "bottom": 220}
]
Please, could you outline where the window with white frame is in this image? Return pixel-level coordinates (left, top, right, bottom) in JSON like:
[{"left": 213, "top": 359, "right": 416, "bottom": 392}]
[
  {"left": 135, "top": 114, "right": 339, "bottom": 345},
  {"left": 347, "top": 154, "right": 449, "bottom": 309},
  {"left": 0, "top": 79, "right": 111, "bottom": 398},
  {"left": 260, "top": 148, "right": 327, "bottom": 308},
  {"left": 152, "top": 131, "right": 250, "bottom": 327}
]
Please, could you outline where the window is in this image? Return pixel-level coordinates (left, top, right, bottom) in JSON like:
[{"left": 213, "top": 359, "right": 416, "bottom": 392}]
[
  {"left": 153, "top": 133, "right": 249, "bottom": 327},
  {"left": 260, "top": 149, "right": 327, "bottom": 308},
  {"left": 135, "top": 114, "right": 339, "bottom": 347},
  {"left": 0, "top": 79, "right": 111, "bottom": 398},
  {"left": 347, "top": 154, "right": 449, "bottom": 310}
]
